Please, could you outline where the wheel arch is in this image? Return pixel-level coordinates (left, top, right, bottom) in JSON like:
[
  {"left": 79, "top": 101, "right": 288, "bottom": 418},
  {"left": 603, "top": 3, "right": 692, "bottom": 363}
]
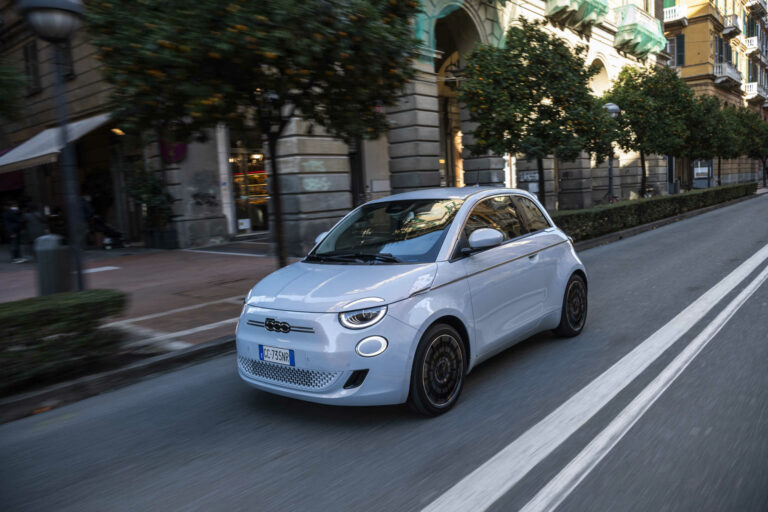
[{"left": 426, "top": 315, "right": 471, "bottom": 372}]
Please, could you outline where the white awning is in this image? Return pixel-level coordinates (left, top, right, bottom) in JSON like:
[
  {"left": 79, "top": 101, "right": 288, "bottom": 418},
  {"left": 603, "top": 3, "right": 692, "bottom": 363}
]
[{"left": 0, "top": 112, "right": 112, "bottom": 174}]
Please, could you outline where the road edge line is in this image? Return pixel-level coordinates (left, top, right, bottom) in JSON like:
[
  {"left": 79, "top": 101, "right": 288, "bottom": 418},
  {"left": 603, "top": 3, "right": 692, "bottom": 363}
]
[{"left": 520, "top": 264, "right": 768, "bottom": 512}]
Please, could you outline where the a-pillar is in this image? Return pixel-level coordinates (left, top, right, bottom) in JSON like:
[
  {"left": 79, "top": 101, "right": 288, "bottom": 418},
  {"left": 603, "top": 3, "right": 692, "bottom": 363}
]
[
  {"left": 269, "top": 118, "right": 352, "bottom": 256},
  {"left": 386, "top": 58, "right": 441, "bottom": 192}
]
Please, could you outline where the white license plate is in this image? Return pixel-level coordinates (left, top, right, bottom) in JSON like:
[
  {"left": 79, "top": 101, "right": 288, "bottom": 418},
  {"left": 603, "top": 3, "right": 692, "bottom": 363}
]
[{"left": 259, "top": 345, "right": 294, "bottom": 366}]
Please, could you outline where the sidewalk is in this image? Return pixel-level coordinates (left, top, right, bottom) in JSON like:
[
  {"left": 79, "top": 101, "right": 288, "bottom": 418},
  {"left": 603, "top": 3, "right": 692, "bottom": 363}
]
[{"left": 1, "top": 240, "right": 283, "bottom": 354}]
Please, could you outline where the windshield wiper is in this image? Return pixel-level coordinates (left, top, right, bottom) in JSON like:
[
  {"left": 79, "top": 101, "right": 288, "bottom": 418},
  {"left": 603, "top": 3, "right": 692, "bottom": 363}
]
[{"left": 307, "top": 252, "right": 401, "bottom": 263}]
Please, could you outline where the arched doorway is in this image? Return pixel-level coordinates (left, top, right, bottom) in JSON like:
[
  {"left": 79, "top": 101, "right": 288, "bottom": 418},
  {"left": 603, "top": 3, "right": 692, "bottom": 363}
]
[
  {"left": 434, "top": 6, "right": 482, "bottom": 188},
  {"left": 588, "top": 59, "right": 611, "bottom": 96}
]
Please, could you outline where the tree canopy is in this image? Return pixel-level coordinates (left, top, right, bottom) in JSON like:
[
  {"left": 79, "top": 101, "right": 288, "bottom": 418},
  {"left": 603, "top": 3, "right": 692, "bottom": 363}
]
[
  {"left": 605, "top": 65, "right": 693, "bottom": 195},
  {"left": 86, "top": 0, "right": 421, "bottom": 264},
  {"left": 459, "top": 17, "right": 613, "bottom": 204}
]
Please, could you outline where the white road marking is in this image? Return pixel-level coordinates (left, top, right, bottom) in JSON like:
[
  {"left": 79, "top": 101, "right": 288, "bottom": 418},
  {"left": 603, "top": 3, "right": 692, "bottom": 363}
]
[
  {"left": 82, "top": 266, "right": 120, "bottom": 274},
  {"left": 182, "top": 249, "right": 267, "bottom": 257},
  {"left": 422, "top": 242, "right": 768, "bottom": 512},
  {"left": 125, "top": 317, "right": 238, "bottom": 348},
  {"left": 520, "top": 263, "right": 768, "bottom": 512},
  {"left": 104, "top": 296, "right": 244, "bottom": 327}
]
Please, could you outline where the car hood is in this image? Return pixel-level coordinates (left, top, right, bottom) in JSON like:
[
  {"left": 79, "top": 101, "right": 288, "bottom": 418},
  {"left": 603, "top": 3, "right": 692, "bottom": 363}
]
[{"left": 246, "top": 261, "right": 438, "bottom": 313}]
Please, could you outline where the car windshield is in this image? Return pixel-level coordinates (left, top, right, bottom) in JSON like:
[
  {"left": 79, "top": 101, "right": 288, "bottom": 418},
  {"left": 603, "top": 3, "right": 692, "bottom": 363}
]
[{"left": 308, "top": 198, "right": 464, "bottom": 264}]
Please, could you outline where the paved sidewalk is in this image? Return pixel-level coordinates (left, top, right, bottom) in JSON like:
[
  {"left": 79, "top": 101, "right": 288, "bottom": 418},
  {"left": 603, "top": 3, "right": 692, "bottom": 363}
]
[{"left": 1, "top": 241, "right": 284, "bottom": 353}]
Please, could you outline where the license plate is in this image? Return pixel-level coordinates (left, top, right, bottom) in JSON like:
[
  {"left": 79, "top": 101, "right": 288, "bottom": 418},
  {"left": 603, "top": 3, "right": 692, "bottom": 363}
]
[{"left": 259, "top": 345, "right": 294, "bottom": 366}]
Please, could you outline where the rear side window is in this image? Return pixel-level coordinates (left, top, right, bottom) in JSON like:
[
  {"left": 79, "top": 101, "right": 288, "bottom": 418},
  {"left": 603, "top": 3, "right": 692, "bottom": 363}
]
[
  {"left": 463, "top": 195, "right": 526, "bottom": 241},
  {"left": 515, "top": 196, "right": 550, "bottom": 232}
]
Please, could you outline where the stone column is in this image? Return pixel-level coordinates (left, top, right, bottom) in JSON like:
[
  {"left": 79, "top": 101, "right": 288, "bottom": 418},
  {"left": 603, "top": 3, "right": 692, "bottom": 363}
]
[
  {"left": 386, "top": 58, "right": 441, "bottom": 192},
  {"left": 515, "top": 156, "right": 557, "bottom": 210},
  {"left": 557, "top": 153, "right": 593, "bottom": 209},
  {"left": 460, "top": 107, "right": 506, "bottom": 186},
  {"left": 269, "top": 118, "right": 352, "bottom": 256}
]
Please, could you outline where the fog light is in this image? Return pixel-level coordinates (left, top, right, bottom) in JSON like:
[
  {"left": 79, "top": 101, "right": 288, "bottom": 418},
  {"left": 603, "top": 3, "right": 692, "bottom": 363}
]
[{"left": 355, "top": 336, "right": 388, "bottom": 357}]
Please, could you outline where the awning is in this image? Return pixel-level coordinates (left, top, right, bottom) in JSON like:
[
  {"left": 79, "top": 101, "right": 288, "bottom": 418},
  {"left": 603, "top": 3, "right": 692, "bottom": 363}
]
[{"left": 0, "top": 112, "right": 112, "bottom": 174}]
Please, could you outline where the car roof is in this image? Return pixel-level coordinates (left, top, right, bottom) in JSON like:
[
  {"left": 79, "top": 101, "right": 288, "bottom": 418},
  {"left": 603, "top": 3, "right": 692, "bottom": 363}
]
[{"left": 368, "top": 186, "right": 534, "bottom": 204}]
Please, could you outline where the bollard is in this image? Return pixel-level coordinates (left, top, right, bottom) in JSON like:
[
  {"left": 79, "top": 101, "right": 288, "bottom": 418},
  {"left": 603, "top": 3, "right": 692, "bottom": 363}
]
[{"left": 34, "top": 234, "right": 73, "bottom": 296}]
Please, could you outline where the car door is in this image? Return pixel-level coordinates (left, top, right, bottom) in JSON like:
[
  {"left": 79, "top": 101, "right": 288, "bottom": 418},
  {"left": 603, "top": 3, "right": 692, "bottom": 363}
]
[
  {"left": 456, "top": 195, "right": 544, "bottom": 359},
  {"left": 512, "top": 194, "right": 566, "bottom": 317}
]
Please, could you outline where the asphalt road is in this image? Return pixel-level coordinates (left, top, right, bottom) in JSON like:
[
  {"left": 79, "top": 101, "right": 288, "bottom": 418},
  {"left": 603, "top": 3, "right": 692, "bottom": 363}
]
[{"left": 2, "top": 195, "right": 768, "bottom": 512}]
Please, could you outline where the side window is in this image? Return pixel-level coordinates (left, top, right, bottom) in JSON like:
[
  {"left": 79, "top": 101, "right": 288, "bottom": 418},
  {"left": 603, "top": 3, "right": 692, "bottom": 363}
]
[
  {"left": 515, "top": 196, "right": 551, "bottom": 232},
  {"left": 463, "top": 195, "right": 526, "bottom": 242}
]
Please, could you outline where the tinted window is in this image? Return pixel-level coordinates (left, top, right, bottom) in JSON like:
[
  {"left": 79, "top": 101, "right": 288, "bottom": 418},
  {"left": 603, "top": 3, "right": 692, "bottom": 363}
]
[
  {"left": 463, "top": 195, "right": 526, "bottom": 241},
  {"left": 310, "top": 198, "right": 463, "bottom": 264},
  {"left": 515, "top": 196, "right": 550, "bottom": 232}
]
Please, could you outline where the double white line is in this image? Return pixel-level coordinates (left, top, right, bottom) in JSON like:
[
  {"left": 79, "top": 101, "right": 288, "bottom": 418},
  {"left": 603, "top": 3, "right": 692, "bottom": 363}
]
[{"left": 424, "top": 243, "right": 768, "bottom": 512}]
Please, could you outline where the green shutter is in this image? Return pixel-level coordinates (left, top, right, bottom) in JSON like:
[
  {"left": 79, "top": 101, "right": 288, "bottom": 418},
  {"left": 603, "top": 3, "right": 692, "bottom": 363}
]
[
  {"left": 676, "top": 34, "right": 685, "bottom": 66},
  {"left": 663, "top": 0, "right": 675, "bottom": 8}
]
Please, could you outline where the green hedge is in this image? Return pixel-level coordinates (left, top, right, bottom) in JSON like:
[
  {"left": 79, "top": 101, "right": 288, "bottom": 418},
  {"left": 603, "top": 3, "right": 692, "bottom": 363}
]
[
  {"left": 550, "top": 183, "right": 757, "bottom": 242},
  {"left": 0, "top": 289, "right": 127, "bottom": 395}
]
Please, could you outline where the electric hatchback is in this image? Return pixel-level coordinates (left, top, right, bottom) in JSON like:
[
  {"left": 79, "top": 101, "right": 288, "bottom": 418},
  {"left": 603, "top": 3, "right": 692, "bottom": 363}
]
[{"left": 236, "top": 187, "right": 587, "bottom": 415}]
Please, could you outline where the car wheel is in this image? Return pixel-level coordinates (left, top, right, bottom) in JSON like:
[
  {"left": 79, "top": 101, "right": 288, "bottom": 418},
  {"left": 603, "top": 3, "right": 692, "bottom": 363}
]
[
  {"left": 555, "top": 273, "right": 587, "bottom": 337},
  {"left": 408, "top": 323, "right": 466, "bottom": 416}
]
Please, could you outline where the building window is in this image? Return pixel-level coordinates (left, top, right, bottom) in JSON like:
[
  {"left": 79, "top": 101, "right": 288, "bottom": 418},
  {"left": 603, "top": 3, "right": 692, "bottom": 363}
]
[
  {"left": 57, "top": 40, "right": 75, "bottom": 79},
  {"left": 23, "top": 40, "right": 41, "bottom": 94}
]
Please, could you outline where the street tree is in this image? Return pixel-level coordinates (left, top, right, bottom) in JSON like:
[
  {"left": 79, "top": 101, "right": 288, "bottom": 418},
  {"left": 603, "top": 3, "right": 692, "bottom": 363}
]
[
  {"left": 605, "top": 66, "right": 693, "bottom": 196},
  {"left": 738, "top": 108, "right": 768, "bottom": 187},
  {"left": 86, "top": 0, "right": 420, "bottom": 266},
  {"left": 713, "top": 105, "right": 745, "bottom": 186},
  {"left": 0, "top": 59, "right": 25, "bottom": 121},
  {"left": 459, "top": 18, "right": 613, "bottom": 206},
  {"left": 681, "top": 94, "right": 720, "bottom": 187}
]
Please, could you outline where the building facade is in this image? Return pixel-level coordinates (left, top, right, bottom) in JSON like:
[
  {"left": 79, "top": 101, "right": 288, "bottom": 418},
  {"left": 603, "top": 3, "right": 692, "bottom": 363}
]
[{"left": 662, "top": 0, "right": 768, "bottom": 186}]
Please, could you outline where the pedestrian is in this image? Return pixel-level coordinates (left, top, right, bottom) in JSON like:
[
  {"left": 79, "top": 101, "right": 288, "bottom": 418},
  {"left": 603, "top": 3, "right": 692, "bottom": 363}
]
[
  {"left": 22, "top": 203, "right": 48, "bottom": 260},
  {"left": 2, "top": 201, "right": 25, "bottom": 263}
]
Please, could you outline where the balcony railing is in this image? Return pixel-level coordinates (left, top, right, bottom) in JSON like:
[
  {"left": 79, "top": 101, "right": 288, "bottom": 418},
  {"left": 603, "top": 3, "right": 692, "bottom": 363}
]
[
  {"left": 745, "top": 82, "right": 768, "bottom": 101},
  {"left": 545, "top": 0, "right": 610, "bottom": 34},
  {"left": 745, "top": 36, "right": 760, "bottom": 56},
  {"left": 614, "top": 5, "right": 667, "bottom": 59},
  {"left": 714, "top": 62, "right": 742, "bottom": 87},
  {"left": 746, "top": 0, "right": 767, "bottom": 18},
  {"left": 663, "top": 4, "right": 687, "bottom": 24},
  {"left": 723, "top": 14, "right": 742, "bottom": 38}
]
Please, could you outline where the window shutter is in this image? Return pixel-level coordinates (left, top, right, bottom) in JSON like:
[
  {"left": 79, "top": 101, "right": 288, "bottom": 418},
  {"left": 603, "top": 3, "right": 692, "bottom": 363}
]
[{"left": 676, "top": 34, "right": 685, "bottom": 66}]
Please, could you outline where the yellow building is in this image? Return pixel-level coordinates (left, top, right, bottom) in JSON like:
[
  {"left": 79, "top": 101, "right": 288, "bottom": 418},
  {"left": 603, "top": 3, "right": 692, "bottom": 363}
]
[{"left": 663, "top": 0, "right": 767, "bottom": 186}]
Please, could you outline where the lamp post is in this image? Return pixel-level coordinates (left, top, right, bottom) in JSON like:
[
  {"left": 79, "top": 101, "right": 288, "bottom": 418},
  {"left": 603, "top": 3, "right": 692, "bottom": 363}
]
[
  {"left": 19, "top": 0, "right": 86, "bottom": 290},
  {"left": 602, "top": 102, "right": 621, "bottom": 202}
]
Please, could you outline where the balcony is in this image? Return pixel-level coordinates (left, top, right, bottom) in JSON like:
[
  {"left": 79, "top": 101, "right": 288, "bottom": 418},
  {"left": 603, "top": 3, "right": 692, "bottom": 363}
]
[
  {"left": 745, "top": 36, "right": 760, "bottom": 58},
  {"left": 545, "top": 0, "right": 610, "bottom": 34},
  {"left": 746, "top": 0, "right": 767, "bottom": 18},
  {"left": 723, "top": 14, "right": 742, "bottom": 38},
  {"left": 745, "top": 82, "right": 768, "bottom": 102},
  {"left": 663, "top": 4, "right": 688, "bottom": 26},
  {"left": 613, "top": 5, "right": 667, "bottom": 59},
  {"left": 714, "top": 62, "right": 742, "bottom": 88}
]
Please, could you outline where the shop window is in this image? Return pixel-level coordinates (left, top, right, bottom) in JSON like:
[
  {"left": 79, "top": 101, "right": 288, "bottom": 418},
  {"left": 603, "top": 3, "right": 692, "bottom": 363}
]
[{"left": 23, "top": 40, "right": 41, "bottom": 94}]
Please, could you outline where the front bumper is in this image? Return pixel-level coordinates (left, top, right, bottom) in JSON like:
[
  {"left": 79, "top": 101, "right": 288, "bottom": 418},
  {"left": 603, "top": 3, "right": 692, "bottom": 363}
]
[{"left": 235, "top": 305, "right": 417, "bottom": 406}]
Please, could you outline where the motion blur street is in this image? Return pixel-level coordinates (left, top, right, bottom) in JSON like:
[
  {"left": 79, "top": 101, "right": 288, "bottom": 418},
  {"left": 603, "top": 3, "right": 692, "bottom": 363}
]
[{"left": 2, "top": 189, "right": 767, "bottom": 512}]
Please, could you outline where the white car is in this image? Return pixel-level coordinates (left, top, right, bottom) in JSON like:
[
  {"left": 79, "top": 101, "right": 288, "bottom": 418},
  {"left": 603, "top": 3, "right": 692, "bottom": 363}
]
[{"left": 237, "top": 187, "right": 587, "bottom": 415}]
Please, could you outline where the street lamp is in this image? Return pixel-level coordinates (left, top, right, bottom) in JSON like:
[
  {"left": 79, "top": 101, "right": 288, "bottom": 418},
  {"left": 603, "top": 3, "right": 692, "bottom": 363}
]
[
  {"left": 602, "top": 102, "right": 621, "bottom": 202},
  {"left": 19, "top": 0, "right": 86, "bottom": 291}
]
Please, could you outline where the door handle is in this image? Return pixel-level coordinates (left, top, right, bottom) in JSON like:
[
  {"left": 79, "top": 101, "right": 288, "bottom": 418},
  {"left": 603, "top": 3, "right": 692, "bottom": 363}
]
[{"left": 528, "top": 253, "right": 539, "bottom": 261}]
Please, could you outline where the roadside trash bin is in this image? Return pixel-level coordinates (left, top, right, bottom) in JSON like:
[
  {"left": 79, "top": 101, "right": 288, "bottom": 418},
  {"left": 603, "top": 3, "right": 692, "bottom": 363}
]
[{"left": 35, "top": 234, "right": 72, "bottom": 296}]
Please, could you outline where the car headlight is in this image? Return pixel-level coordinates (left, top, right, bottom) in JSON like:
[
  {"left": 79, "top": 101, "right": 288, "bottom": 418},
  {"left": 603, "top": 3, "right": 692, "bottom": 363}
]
[{"left": 339, "top": 305, "right": 387, "bottom": 329}]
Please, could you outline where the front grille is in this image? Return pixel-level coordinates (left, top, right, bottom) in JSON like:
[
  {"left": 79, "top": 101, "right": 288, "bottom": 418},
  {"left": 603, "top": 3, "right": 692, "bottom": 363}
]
[
  {"left": 238, "top": 356, "right": 341, "bottom": 391},
  {"left": 247, "top": 319, "right": 315, "bottom": 334}
]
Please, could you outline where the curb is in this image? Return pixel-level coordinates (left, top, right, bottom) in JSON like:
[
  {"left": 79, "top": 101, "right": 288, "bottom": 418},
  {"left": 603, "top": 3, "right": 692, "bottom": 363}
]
[
  {"left": 573, "top": 193, "right": 762, "bottom": 252},
  {"left": 0, "top": 335, "right": 235, "bottom": 424}
]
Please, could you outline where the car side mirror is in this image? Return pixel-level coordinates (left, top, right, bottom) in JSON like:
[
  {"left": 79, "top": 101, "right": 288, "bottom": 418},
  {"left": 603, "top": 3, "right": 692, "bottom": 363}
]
[
  {"left": 314, "top": 231, "right": 329, "bottom": 245},
  {"left": 465, "top": 228, "right": 504, "bottom": 253}
]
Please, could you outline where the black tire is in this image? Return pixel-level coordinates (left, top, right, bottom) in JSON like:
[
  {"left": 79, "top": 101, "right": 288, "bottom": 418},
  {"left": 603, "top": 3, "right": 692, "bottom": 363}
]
[
  {"left": 407, "top": 323, "right": 467, "bottom": 416},
  {"left": 555, "top": 273, "right": 588, "bottom": 337}
]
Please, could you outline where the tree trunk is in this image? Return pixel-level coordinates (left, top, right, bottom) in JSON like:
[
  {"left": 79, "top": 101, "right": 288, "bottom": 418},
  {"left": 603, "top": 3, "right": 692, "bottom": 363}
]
[
  {"left": 717, "top": 157, "right": 722, "bottom": 187},
  {"left": 639, "top": 151, "right": 647, "bottom": 198},
  {"left": 267, "top": 134, "right": 287, "bottom": 268},
  {"left": 763, "top": 159, "right": 767, "bottom": 188},
  {"left": 536, "top": 157, "right": 546, "bottom": 206}
]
